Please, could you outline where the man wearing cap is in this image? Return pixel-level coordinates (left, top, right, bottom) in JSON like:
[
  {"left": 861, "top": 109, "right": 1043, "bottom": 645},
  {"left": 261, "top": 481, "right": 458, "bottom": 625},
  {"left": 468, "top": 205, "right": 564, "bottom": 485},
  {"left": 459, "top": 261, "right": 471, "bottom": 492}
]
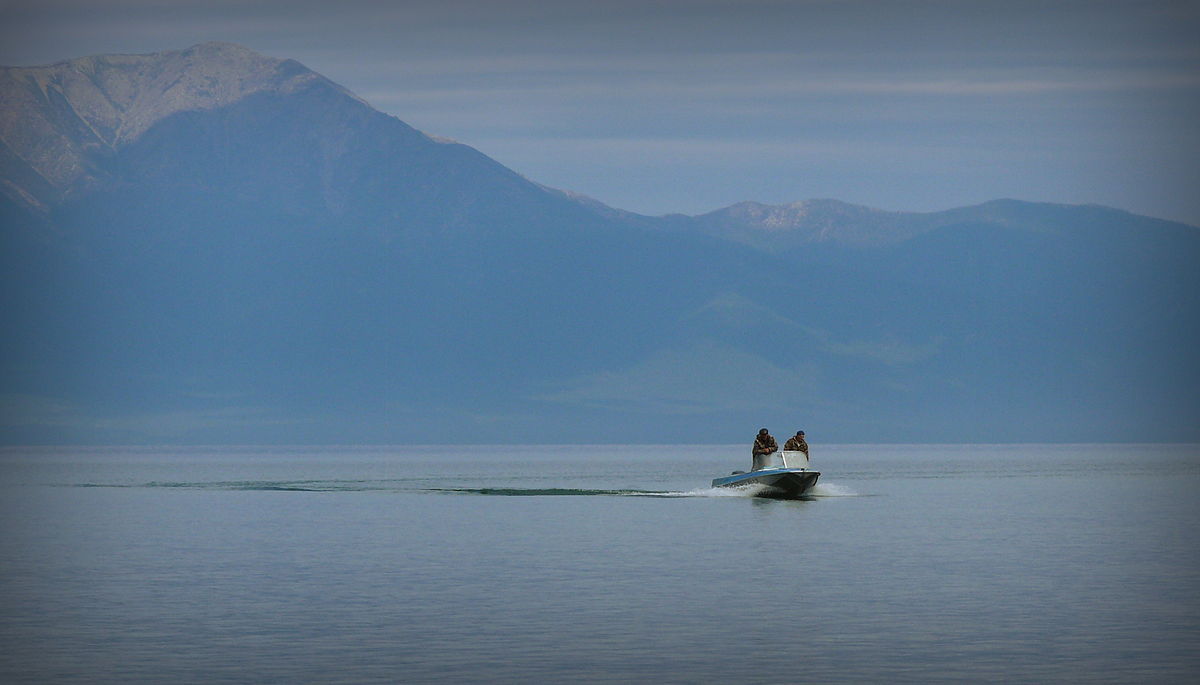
[
  {"left": 752, "top": 428, "right": 778, "bottom": 471},
  {"left": 784, "top": 430, "right": 808, "bottom": 457}
]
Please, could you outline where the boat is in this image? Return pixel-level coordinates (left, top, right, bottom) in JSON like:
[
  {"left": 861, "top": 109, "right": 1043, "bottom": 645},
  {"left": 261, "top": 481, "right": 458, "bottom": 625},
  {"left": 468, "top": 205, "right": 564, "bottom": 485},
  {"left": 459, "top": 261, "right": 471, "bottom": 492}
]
[{"left": 711, "top": 450, "right": 820, "bottom": 499}]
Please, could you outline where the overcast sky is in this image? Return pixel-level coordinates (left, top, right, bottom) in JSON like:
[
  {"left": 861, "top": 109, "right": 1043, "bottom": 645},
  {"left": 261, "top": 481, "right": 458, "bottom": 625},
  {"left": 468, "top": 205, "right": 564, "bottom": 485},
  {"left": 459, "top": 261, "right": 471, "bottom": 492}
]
[{"left": 3, "top": 0, "right": 1198, "bottom": 224}]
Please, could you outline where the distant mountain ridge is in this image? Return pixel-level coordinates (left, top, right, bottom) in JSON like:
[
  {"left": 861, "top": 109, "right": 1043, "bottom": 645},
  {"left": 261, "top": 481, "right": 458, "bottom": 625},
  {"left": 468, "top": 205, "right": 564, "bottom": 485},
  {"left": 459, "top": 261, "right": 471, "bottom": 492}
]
[
  {"left": 681, "top": 197, "right": 1177, "bottom": 251},
  {"left": 8, "top": 43, "right": 1189, "bottom": 244},
  {"left": 2, "top": 43, "right": 1197, "bottom": 444},
  {"left": 2, "top": 43, "right": 335, "bottom": 209},
  {"left": 5, "top": 42, "right": 1194, "bottom": 244},
  {"left": 1, "top": 42, "right": 598, "bottom": 243},
  {"left": 685, "top": 198, "right": 928, "bottom": 249}
]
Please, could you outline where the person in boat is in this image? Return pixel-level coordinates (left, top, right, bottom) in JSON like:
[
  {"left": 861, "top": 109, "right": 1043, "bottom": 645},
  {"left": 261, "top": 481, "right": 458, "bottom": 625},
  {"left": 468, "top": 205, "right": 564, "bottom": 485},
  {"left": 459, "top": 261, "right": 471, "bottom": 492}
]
[
  {"left": 752, "top": 428, "right": 778, "bottom": 470},
  {"left": 784, "top": 430, "right": 808, "bottom": 457}
]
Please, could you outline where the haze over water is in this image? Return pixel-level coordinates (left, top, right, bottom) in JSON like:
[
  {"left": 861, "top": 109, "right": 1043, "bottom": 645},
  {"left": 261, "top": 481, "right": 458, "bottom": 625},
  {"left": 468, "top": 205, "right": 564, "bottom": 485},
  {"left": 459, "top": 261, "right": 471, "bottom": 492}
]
[{"left": 2, "top": 443, "right": 1196, "bottom": 683}]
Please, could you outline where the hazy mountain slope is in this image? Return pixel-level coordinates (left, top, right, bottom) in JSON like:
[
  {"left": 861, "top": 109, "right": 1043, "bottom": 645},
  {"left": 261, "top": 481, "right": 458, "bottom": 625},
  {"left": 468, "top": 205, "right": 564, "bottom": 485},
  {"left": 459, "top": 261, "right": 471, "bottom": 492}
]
[
  {"left": 0, "top": 42, "right": 612, "bottom": 238},
  {"left": 2, "top": 43, "right": 330, "bottom": 211},
  {"left": 684, "top": 198, "right": 929, "bottom": 248},
  {"left": 2, "top": 43, "right": 1197, "bottom": 444}
]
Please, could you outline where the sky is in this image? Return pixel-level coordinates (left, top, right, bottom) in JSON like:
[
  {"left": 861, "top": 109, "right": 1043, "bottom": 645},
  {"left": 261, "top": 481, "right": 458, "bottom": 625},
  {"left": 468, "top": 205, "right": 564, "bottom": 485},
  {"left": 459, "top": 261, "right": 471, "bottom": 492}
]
[{"left": 3, "top": 0, "right": 1198, "bottom": 225}]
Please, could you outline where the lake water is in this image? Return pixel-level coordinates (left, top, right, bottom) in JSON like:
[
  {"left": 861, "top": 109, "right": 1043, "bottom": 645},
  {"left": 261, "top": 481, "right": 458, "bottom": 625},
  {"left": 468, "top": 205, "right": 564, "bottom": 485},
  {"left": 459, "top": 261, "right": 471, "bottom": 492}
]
[{"left": 1, "top": 444, "right": 1197, "bottom": 684}]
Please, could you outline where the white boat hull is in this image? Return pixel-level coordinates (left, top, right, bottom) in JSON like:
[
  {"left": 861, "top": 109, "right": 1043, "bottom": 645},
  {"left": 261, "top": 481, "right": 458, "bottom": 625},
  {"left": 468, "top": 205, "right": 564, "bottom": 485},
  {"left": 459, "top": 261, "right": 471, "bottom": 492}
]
[
  {"left": 711, "top": 468, "right": 820, "bottom": 498},
  {"left": 711, "top": 451, "right": 819, "bottom": 498}
]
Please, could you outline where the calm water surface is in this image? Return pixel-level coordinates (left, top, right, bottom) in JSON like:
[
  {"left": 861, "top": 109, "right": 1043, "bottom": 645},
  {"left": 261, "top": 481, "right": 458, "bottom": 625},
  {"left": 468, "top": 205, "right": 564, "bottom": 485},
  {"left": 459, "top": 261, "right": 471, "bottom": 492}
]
[{"left": 1, "top": 444, "right": 1197, "bottom": 684}]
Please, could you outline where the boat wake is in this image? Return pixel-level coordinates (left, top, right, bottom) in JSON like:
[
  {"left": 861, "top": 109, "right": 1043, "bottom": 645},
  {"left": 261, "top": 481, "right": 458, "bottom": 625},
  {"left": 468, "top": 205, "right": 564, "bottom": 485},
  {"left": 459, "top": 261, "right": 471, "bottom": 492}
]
[
  {"left": 427, "top": 485, "right": 856, "bottom": 498},
  {"left": 75, "top": 479, "right": 412, "bottom": 492},
  {"left": 811, "top": 482, "right": 859, "bottom": 497},
  {"left": 70, "top": 480, "right": 860, "bottom": 498},
  {"left": 428, "top": 487, "right": 753, "bottom": 497}
]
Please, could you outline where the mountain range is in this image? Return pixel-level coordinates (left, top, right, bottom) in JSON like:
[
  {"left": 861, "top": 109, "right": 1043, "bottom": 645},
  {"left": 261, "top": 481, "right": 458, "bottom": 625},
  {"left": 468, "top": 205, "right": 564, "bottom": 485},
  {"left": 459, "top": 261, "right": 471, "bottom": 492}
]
[{"left": 2, "top": 42, "right": 1197, "bottom": 444}]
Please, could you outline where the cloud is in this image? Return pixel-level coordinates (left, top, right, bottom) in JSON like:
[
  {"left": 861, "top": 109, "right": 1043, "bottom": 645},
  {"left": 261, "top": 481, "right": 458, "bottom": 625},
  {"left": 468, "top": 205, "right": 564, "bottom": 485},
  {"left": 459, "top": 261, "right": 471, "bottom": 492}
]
[{"left": 355, "top": 57, "right": 1200, "bottom": 102}]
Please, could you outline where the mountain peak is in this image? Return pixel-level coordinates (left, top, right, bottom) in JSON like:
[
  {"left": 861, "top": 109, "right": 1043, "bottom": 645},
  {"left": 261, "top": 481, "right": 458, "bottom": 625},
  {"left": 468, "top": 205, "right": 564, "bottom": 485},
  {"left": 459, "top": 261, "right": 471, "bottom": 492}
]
[
  {"left": 4, "top": 42, "right": 334, "bottom": 140},
  {"left": 693, "top": 198, "right": 914, "bottom": 248},
  {"left": 0, "top": 43, "right": 354, "bottom": 208},
  {"left": 719, "top": 199, "right": 889, "bottom": 228},
  {"left": 182, "top": 41, "right": 261, "bottom": 57},
  {"left": 0, "top": 42, "right": 587, "bottom": 233}
]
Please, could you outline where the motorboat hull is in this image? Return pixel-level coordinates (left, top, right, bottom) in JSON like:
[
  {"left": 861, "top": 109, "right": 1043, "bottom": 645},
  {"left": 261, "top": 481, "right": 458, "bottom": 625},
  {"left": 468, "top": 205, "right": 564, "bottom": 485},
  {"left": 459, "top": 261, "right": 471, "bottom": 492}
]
[{"left": 711, "top": 468, "right": 820, "bottom": 499}]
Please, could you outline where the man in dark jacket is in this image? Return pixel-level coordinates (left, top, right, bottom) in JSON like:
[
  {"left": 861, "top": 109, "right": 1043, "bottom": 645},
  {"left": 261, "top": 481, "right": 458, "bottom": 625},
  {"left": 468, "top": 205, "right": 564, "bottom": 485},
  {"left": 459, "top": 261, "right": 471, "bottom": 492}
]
[
  {"left": 784, "top": 430, "right": 808, "bottom": 457},
  {"left": 752, "top": 428, "right": 778, "bottom": 471}
]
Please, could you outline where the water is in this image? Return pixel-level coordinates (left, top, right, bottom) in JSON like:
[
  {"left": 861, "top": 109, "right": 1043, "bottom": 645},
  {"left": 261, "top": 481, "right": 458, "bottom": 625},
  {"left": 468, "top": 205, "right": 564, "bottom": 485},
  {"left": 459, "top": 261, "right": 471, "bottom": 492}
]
[{"left": 1, "top": 444, "right": 1197, "bottom": 684}]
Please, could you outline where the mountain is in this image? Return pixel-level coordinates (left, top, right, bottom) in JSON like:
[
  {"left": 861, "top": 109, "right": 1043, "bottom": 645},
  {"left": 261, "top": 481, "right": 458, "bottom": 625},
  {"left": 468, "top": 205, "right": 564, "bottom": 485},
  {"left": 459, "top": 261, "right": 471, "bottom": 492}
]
[
  {"left": 682, "top": 199, "right": 928, "bottom": 249},
  {"left": 2, "top": 43, "right": 1197, "bottom": 444},
  {"left": 1, "top": 42, "right": 611, "bottom": 239}
]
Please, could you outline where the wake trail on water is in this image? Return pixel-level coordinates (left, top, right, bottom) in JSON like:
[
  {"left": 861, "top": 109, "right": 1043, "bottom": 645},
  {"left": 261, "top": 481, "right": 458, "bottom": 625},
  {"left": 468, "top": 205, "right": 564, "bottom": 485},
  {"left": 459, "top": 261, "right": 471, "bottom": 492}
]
[
  {"left": 427, "top": 487, "right": 749, "bottom": 497},
  {"left": 811, "top": 482, "right": 859, "bottom": 497},
  {"left": 73, "top": 482, "right": 766, "bottom": 497},
  {"left": 70, "top": 480, "right": 861, "bottom": 497},
  {"left": 74, "top": 479, "right": 412, "bottom": 492},
  {"left": 411, "top": 485, "right": 849, "bottom": 498}
]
